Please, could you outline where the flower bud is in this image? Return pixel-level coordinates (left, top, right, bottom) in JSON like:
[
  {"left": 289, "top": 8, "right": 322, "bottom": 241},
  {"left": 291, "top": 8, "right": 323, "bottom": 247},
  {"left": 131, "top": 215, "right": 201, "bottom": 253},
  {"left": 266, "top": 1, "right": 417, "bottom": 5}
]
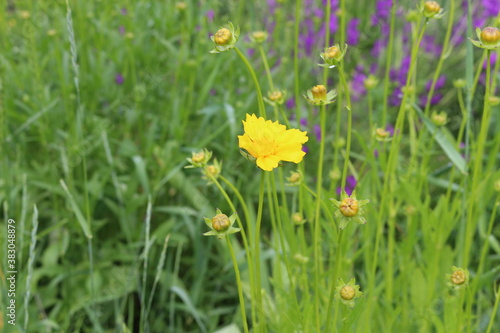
[
  {"left": 339, "top": 197, "right": 359, "bottom": 217},
  {"left": 325, "top": 46, "right": 341, "bottom": 60},
  {"left": 212, "top": 214, "right": 230, "bottom": 232},
  {"left": 446, "top": 266, "right": 469, "bottom": 290},
  {"left": 423, "top": 1, "right": 441, "bottom": 18},
  {"left": 20, "top": 11, "right": 31, "bottom": 19},
  {"left": 364, "top": 75, "right": 379, "bottom": 90},
  {"left": 264, "top": 90, "right": 286, "bottom": 106},
  {"left": 329, "top": 169, "right": 341, "bottom": 181},
  {"left": 269, "top": 91, "right": 283, "bottom": 102},
  {"left": 210, "top": 22, "right": 240, "bottom": 53},
  {"left": 214, "top": 28, "right": 232, "bottom": 45},
  {"left": 186, "top": 148, "right": 212, "bottom": 168},
  {"left": 334, "top": 137, "right": 346, "bottom": 148},
  {"left": 311, "top": 85, "right": 327, "bottom": 100},
  {"left": 480, "top": 27, "right": 500, "bottom": 46},
  {"left": 489, "top": 96, "right": 500, "bottom": 106},
  {"left": 293, "top": 253, "right": 310, "bottom": 264},
  {"left": 406, "top": 9, "right": 420, "bottom": 22},
  {"left": 453, "top": 79, "right": 466, "bottom": 89},
  {"left": 319, "top": 43, "right": 348, "bottom": 67},
  {"left": 375, "top": 128, "right": 391, "bottom": 142},
  {"left": 291, "top": 212, "right": 306, "bottom": 225},
  {"left": 340, "top": 285, "right": 356, "bottom": 300},
  {"left": 305, "top": 85, "right": 337, "bottom": 105},
  {"left": 334, "top": 278, "right": 363, "bottom": 307},
  {"left": 431, "top": 111, "right": 448, "bottom": 126},
  {"left": 251, "top": 31, "right": 268, "bottom": 43},
  {"left": 192, "top": 152, "right": 205, "bottom": 163},
  {"left": 451, "top": 270, "right": 466, "bottom": 285},
  {"left": 494, "top": 179, "right": 500, "bottom": 192},
  {"left": 176, "top": 2, "right": 187, "bottom": 10}
]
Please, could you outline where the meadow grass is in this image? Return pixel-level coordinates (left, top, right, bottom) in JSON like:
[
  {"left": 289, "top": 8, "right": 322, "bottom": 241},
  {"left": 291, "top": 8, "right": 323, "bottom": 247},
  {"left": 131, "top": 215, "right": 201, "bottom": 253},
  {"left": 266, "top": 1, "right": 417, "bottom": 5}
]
[{"left": 1, "top": 0, "right": 500, "bottom": 332}]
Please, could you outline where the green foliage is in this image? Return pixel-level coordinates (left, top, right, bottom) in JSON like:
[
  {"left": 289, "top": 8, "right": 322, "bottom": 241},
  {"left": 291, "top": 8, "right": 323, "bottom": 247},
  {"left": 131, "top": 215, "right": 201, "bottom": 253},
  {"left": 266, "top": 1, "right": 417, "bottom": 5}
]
[{"left": 1, "top": 0, "right": 499, "bottom": 332}]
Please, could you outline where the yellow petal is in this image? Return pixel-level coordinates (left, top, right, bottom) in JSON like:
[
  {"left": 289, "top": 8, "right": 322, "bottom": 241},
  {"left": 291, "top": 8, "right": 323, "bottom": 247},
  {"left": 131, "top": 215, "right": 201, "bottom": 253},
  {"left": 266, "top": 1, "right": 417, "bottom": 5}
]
[
  {"left": 275, "top": 146, "right": 306, "bottom": 163},
  {"left": 238, "top": 134, "right": 258, "bottom": 157},
  {"left": 256, "top": 155, "right": 281, "bottom": 171}
]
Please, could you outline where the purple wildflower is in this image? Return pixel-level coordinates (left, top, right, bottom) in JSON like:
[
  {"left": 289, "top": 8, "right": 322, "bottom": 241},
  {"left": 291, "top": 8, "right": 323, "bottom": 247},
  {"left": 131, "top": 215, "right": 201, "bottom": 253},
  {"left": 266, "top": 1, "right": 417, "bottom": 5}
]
[
  {"left": 350, "top": 67, "right": 367, "bottom": 102},
  {"left": 206, "top": 10, "right": 214, "bottom": 22},
  {"left": 426, "top": 75, "right": 446, "bottom": 91},
  {"left": 336, "top": 175, "right": 357, "bottom": 196},
  {"left": 419, "top": 93, "right": 443, "bottom": 106},
  {"left": 483, "top": 0, "right": 500, "bottom": 17},
  {"left": 119, "top": 26, "right": 125, "bottom": 35},
  {"left": 115, "top": 73, "right": 124, "bottom": 85},
  {"left": 286, "top": 98, "right": 296, "bottom": 110},
  {"left": 313, "top": 124, "right": 321, "bottom": 141},
  {"left": 347, "top": 18, "right": 361, "bottom": 46}
]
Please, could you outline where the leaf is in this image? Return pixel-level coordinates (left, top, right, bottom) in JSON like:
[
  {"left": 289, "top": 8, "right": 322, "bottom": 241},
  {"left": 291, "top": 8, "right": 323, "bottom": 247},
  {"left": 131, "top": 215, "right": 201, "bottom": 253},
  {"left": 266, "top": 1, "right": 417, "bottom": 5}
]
[
  {"left": 413, "top": 104, "right": 467, "bottom": 174},
  {"left": 59, "top": 179, "right": 92, "bottom": 239},
  {"left": 170, "top": 285, "right": 207, "bottom": 332}
]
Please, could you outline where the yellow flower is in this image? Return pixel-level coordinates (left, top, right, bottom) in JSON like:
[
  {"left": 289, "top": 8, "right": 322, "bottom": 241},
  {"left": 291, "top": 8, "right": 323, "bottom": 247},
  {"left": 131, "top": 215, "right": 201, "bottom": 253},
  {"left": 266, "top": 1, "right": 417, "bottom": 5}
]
[{"left": 238, "top": 114, "right": 308, "bottom": 171}]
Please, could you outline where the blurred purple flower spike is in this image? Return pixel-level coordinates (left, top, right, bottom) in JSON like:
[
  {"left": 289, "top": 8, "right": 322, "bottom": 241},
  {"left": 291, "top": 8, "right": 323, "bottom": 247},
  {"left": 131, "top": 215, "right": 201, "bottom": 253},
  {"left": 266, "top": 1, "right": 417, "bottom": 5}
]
[{"left": 336, "top": 175, "right": 357, "bottom": 196}]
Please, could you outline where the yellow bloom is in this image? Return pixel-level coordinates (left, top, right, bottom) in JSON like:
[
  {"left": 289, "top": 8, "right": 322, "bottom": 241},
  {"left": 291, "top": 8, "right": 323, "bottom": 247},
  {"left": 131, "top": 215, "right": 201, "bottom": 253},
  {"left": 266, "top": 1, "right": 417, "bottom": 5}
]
[{"left": 238, "top": 114, "right": 308, "bottom": 171}]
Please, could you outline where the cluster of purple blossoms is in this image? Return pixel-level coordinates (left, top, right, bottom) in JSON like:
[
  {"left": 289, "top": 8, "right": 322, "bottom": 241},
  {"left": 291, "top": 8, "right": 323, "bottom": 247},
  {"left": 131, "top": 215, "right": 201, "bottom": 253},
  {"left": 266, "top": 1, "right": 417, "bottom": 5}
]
[{"left": 336, "top": 175, "right": 357, "bottom": 196}]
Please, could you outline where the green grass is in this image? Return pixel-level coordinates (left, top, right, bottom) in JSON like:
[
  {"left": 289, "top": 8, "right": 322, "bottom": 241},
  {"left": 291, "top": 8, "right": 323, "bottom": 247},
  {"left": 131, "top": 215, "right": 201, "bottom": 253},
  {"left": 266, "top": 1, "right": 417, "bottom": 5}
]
[{"left": 1, "top": 0, "right": 500, "bottom": 332}]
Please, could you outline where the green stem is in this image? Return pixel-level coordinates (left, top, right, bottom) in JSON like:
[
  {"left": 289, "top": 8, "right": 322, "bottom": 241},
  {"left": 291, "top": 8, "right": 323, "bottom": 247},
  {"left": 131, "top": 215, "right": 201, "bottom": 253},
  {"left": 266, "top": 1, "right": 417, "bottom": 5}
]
[
  {"left": 254, "top": 172, "right": 266, "bottom": 332},
  {"left": 486, "top": 283, "right": 500, "bottom": 333},
  {"left": 325, "top": 229, "right": 344, "bottom": 328},
  {"left": 226, "top": 237, "right": 250, "bottom": 333},
  {"left": 313, "top": 104, "right": 327, "bottom": 331},
  {"left": 423, "top": 0, "right": 455, "bottom": 117},
  {"left": 381, "top": 0, "right": 396, "bottom": 126},
  {"left": 205, "top": 170, "right": 256, "bottom": 329},
  {"left": 269, "top": 171, "right": 303, "bottom": 325},
  {"left": 338, "top": 63, "right": 352, "bottom": 191},
  {"left": 322, "top": 0, "right": 332, "bottom": 85},
  {"left": 258, "top": 45, "right": 275, "bottom": 92},
  {"left": 234, "top": 47, "right": 266, "bottom": 119},
  {"left": 463, "top": 49, "right": 491, "bottom": 268},
  {"left": 219, "top": 175, "right": 253, "bottom": 238},
  {"left": 368, "top": 17, "right": 428, "bottom": 321},
  {"left": 293, "top": 0, "right": 302, "bottom": 126}
]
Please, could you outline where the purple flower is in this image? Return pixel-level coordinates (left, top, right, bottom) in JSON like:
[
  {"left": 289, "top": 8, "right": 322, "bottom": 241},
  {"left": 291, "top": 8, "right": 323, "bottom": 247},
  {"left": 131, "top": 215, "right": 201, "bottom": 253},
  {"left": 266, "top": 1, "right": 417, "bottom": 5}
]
[
  {"left": 302, "top": 145, "right": 309, "bottom": 153},
  {"left": 373, "top": 0, "right": 393, "bottom": 22},
  {"left": 483, "top": 52, "right": 497, "bottom": 69},
  {"left": 422, "top": 35, "right": 443, "bottom": 56},
  {"left": 347, "top": 18, "right": 360, "bottom": 46},
  {"left": 121, "top": 7, "right": 127, "bottom": 15},
  {"left": 350, "top": 67, "right": 367, "bottom": 102},
  {"left": 336, "top": 175, "right": 357, "bottom": 196},
  {"left": 385, "top": 124, "right": 395, "bottom": 136},
  {"left": 300, "top": 118, "right": 308, "bottom": 127},
  {"left": 425, "top": 75, "right": 446, "bottom": 91},
  {"left": 115, "top": 73, "right": 124, "bottom": 85},
  {"left": 206, "top": 10, "right": 214, "bottom": 22},
  {"left": 313, "top": 124, "right": 321, "bottom": 141},
  {"left": 483, "top": 0, "right": 500, "bottom": 17},
  {"left": 286, "top": 97, "right": 296, "bottom": 110},
  {"left": 119, "top": 26, "right": 125, "bottom": 35},
  {"left": 419, "top": 93, "right": 442, "bottom": 106}
]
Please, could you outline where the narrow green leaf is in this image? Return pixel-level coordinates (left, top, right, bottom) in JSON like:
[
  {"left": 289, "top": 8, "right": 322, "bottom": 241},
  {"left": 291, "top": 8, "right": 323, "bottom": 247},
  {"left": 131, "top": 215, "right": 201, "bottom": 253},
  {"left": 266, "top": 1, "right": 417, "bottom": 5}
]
[
  {"left": 414, "top": 104, "right": 467, "bottom": 174},
  {"left": 60, "top": 179, "right": 92, "bottom": 239}
]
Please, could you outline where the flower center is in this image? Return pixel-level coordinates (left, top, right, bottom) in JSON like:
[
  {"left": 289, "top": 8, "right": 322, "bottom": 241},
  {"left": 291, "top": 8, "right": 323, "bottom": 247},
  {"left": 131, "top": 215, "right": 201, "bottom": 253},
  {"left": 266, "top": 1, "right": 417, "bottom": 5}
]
[
  {"left": 451, "top": 270, "right": 466, "bottom": 285},
  {"left": 340, "top": 198, "right": 359, "bottom": 217},
  {"left": 340, "top": 285, "right": 356, "bottom": 300}
]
